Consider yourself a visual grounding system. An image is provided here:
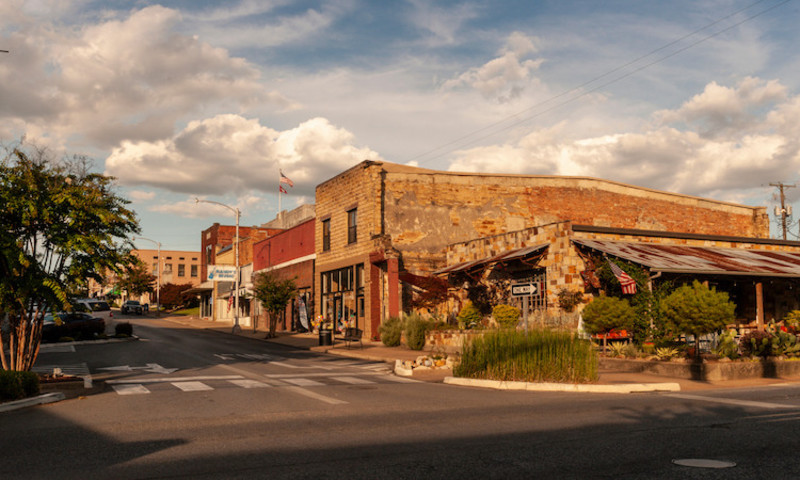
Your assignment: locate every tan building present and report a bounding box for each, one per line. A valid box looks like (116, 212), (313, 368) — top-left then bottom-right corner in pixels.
(132, 249), (202, 305)
(315, 160), (769, 340)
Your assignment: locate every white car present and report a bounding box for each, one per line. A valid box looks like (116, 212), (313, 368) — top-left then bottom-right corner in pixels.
(72, 299), (114, 323)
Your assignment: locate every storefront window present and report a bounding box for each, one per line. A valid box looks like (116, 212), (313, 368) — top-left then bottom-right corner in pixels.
(321, 263), (365, 330)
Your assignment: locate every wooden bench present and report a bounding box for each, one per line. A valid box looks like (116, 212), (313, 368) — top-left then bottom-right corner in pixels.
(341, 327), (363, 349)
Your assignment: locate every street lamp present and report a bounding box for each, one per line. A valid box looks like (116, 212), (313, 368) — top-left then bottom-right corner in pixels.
(195, 198), (241, 333)
(134, 236), (161, 317)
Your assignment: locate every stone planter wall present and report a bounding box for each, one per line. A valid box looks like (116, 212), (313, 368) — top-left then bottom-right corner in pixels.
(601, 356), (800, 382)
(425, 330), (485, 352)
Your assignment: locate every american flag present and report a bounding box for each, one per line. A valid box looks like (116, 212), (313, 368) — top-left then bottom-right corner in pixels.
(280, 170), (294, 187)
(608, 260), (637, 295)
(279, 185), (288, 194)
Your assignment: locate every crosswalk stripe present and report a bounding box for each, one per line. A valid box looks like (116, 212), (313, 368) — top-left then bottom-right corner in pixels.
(113, 384), (150, 395)
(229, 379), (271, 388)
(332, 376), (375, 385)
(284, 378), (325, 387)
(172, 381), (213, 392)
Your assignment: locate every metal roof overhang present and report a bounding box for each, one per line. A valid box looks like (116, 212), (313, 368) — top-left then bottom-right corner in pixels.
(572, 238), (800, 278)
(435, 243), (549, 275)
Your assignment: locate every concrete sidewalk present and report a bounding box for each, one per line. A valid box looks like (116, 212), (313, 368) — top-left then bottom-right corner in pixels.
(161, 314), (800, 392)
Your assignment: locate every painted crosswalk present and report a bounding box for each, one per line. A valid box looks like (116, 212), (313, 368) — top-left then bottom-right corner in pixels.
(106, 373), (410, 396)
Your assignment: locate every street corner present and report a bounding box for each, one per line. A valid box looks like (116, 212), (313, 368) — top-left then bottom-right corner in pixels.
(0, 392), (65, 413)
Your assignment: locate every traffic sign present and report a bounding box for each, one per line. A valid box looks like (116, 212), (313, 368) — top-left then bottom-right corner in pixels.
(511, 283), (537, 297)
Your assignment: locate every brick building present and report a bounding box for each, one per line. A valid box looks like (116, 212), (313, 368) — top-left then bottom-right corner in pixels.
(252, 214), (315, 332)
(316, 160), (770, 340)
(196, 223), (279, 321)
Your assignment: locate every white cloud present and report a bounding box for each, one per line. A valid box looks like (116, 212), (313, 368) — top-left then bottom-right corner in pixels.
(129, 190), (156, 201)
(450, 78), (800, 202)
(0, 5), (287, 149)
(407, 0), (479, 46)
(105, 114), (381, 197)
(443, 32), (544, 103)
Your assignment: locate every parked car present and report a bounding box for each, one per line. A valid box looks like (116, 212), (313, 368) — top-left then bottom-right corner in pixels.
(73, 299), (114, 322)
(42, 312), (105, 342)
(121, 300), (144, 315)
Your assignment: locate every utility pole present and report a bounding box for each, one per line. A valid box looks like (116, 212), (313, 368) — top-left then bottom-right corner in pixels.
(770, 182), (795, 240)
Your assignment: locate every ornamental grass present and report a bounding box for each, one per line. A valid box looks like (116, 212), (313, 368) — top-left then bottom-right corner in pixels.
(454, 328), (598, 384)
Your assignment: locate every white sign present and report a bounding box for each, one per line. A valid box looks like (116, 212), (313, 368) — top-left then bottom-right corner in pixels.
(511, 283), (538, 297)
(208, 265), (236, 281)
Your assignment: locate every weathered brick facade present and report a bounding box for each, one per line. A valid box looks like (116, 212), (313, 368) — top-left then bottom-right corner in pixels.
(316, 160), (770, 339)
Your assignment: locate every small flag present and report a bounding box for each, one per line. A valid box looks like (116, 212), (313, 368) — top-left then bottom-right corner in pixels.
(279, 185), (288, 194)
(227, 294), (233, 312)
(608, 260), (637, 294)
(280, 170), (294, 187)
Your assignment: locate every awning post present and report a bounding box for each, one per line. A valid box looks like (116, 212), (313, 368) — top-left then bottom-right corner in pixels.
(756, 281), (764, 330)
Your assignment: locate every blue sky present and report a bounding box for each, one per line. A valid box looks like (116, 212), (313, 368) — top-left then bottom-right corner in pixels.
(2, 0), (800, 249)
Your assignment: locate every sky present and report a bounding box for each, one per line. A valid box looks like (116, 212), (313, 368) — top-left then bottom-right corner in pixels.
(2, 0), (800, 250)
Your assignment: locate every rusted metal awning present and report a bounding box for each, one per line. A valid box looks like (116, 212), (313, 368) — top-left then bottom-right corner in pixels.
(435, 243), (549, 275)
(572, 239), (800, 277)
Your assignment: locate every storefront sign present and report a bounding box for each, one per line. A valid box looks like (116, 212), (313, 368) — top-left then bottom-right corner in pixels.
(207, 265), (236, 281)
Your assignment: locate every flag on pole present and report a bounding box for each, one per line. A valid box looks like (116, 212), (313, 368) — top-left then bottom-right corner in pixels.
(608, 260), (637, 294)
(279, 185), (288, 194)
(280, 170), (294, 187)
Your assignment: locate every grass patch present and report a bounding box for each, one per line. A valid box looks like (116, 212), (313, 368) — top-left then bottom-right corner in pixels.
(171, 307), (200, 316)
(454, 328), (598, 384)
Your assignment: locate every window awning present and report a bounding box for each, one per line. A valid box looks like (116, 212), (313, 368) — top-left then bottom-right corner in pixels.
(572, 238), (800, 277)
(435, 243), (549, 275)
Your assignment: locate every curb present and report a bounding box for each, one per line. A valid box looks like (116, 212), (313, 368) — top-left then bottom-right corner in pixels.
(0, 392), (66, 413)
(443, 376), (681, 393)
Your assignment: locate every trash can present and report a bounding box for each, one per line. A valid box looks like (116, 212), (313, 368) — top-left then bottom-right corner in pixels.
(319, 328), (333, 346)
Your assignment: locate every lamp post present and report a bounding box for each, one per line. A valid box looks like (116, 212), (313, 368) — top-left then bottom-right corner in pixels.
(134, 236), (161, 317)
(195, 198), (241, 333)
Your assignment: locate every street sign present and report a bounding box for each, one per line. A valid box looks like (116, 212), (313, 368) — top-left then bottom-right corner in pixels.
(207, 265), (236, 281)
(511, 282), (537, 297)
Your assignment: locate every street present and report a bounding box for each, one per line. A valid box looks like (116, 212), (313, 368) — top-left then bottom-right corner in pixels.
(4, 315), (800, 479)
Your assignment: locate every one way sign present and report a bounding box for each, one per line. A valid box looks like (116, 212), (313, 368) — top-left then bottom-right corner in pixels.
(511, 283), (538, 297)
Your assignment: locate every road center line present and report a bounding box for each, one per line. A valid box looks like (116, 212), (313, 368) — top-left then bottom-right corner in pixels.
(284, 386), (348, 405)
(664, 393), (797, 410)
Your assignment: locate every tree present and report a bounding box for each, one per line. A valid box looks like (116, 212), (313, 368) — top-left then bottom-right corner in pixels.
(116, 258), (155, 299)
(0, 143), (139, 371)
(661, 280), (735, 356)
(252, 272), (297, 339)
(159, 283), (196, 310)
(581, 295), (636, 351)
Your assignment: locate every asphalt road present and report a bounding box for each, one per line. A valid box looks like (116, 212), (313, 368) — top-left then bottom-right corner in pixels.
(5, 314), (800, 479)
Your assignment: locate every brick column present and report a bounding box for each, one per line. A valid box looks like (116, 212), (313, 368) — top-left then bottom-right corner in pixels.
(369, 262), (382, 340)
(387, 257), (399, 319)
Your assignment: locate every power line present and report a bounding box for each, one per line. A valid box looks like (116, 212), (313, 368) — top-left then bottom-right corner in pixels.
(408, 0), (793, 166)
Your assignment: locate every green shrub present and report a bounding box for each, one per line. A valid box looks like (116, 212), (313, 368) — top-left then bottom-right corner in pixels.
(557, 288), (584, 313)
(769, 328), (800, 357)
(404, 313), (431, 350)
(454, 328), (598, 383)
(457, 301), (482, 329)
(0, 370), (40, 401)
(115, 322), (133, 337)
(492, 304), (520, 328)
(379, 316), (403, 347)
(582, 296), (636, 336)
(661, 281), (735, 349)
(714, 329), (740, 359)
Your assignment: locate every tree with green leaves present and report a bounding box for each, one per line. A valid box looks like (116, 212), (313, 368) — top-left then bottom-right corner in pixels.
(116, 258), (155, 299)
(252, 271), (297, 339)
(0, 143), (139, 371)
(581, 295), (636, 351)
(660, 280), (735, 356)
(159, 282), (196, 310)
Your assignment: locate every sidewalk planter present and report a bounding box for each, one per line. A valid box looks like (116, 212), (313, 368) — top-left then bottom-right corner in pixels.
(600, 356), (800, 382)
(318, 328), (332, 346)
(426, 330), (484, 351)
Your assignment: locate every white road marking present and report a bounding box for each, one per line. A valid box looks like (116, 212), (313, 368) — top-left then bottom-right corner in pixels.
(106, 375), (243, 385)
(172, 381), (213, 392)
(284, 378), (325, 387)
(229, 379), (271, 389)
(284, 386), (348, 405)
(664, 393), (796, 410)
(332, 376), (376, 385)
(270, 361), (334, 370)
(112, 384), (150, 395)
